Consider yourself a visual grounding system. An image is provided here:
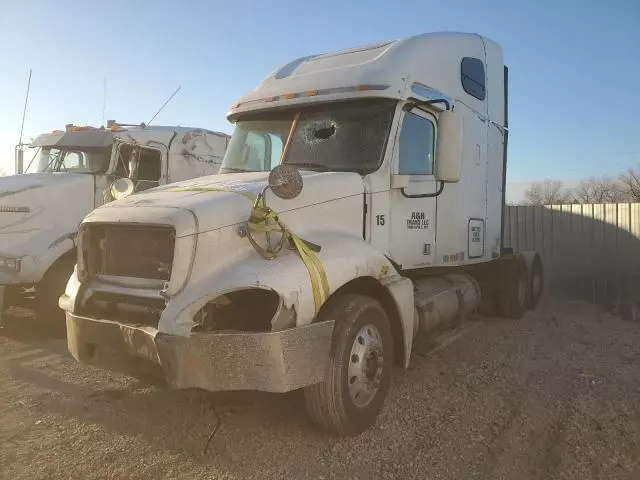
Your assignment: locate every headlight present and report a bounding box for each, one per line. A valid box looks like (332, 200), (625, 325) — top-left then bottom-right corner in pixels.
(0, 256), (21, 272)
(76, 224), (89, 282)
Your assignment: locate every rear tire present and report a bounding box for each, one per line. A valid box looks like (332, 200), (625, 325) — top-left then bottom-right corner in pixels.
(526, 254), (544, 310)
(303, 294), (393, 436)
(496, 256), (528, 319)
(478, 291), (497, 317)
(35, 256), (75, 335)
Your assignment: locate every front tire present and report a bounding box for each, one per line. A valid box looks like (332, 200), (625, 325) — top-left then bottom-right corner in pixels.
(35, 256), (75, 334)
(304, 294), (393, 436)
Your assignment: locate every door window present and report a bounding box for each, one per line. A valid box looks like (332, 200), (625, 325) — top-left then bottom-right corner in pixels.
(61, 151), (84, 169)
(137, 148), (161, 181)
(114, 144), (163, 192)
(398, 111), (435, 175)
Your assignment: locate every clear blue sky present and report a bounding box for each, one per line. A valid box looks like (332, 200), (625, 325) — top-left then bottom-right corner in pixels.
(1, 0), (638, 198)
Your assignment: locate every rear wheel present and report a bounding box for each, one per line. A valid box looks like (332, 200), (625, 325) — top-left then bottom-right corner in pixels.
(496, 256), (528, 319)
(304, 294), (393, 436)
(35, 255), (75, 335)
(525, 254), (544, 310)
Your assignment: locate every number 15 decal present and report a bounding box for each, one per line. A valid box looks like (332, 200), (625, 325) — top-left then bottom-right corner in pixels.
(376, 215), (385, 226)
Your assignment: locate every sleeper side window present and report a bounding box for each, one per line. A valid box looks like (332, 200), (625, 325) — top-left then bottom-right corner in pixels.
(461, 57), (486, 101)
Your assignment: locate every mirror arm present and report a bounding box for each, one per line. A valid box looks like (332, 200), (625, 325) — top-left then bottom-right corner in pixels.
(400, 181), (445, 199)
(404, 98), (451, 112)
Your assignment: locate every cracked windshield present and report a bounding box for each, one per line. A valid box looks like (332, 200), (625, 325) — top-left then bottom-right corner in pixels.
(221, 100), (395, 173)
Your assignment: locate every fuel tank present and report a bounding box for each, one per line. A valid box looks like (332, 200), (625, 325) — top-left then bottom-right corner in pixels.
(412, 273), (481, 338)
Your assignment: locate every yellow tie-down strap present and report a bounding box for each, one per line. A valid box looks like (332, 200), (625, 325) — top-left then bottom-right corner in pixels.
(167, 186), (330, 312)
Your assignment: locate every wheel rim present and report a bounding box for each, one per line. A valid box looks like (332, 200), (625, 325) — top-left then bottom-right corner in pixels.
(347, 324), (384, 408)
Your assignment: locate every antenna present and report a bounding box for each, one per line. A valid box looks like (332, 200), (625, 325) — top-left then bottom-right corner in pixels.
(16, 69), (32, 174)
(146, 85), (181, 126)
(18, 69), (32, 147)
(102, 77), (107, 127)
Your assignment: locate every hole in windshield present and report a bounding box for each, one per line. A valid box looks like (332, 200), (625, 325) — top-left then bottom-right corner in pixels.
(315, 124), (335, 140)
(302, 120), (337, 143)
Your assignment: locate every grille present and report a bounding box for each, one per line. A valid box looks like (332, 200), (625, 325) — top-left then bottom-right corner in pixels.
(86, 224), (175, 280)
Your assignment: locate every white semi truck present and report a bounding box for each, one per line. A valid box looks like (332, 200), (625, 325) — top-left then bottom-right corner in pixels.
(62, 32), (543, 435)
(0, 123), (230, 327)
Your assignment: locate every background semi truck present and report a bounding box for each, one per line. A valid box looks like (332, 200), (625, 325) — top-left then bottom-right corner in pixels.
(61, 32), (544, 435)
(0, 123), (230, 327)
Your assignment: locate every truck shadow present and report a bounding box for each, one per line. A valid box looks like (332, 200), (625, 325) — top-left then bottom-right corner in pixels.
(2, 335), (314, 441)
(0, 308), (63, 342)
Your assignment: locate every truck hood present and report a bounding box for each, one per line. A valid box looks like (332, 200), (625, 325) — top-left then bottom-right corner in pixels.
(0, 173), (95, 253)
(88, 170), (365, 236)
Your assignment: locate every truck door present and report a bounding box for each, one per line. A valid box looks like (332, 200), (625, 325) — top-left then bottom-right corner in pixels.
(388, 107), (438, 270)
(94, 148), (114, 208)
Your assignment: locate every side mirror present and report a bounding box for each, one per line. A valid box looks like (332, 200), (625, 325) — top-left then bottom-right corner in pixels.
(268, 164), (303, 200)
(435, 110), (462, 183)
(110, 177), (135, 200)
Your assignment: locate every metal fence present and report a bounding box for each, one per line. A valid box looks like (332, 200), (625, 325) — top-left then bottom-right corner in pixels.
(504, 203), (640, 306)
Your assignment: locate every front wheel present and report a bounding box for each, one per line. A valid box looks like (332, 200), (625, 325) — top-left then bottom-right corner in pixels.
(303, 294), (393, 436)
(35, 256), (75, 335)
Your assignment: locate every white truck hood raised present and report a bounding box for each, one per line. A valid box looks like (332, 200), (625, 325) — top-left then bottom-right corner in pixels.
(0, 172), (94, 254)
(86, 170), (365, 236)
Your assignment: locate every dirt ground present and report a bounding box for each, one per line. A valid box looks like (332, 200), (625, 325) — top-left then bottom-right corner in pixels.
(1, 298), (639, 480)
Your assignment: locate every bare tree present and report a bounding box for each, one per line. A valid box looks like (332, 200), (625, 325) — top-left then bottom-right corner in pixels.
(523, 179), (572, 205)
(619, 168), (640, 201)
(573, 176), (630, 203)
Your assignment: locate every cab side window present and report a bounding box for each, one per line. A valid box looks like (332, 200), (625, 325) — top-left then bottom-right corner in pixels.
(398, 112), (435, 175)
(62, 151), (84, 169)
(137, 148), (161, 182)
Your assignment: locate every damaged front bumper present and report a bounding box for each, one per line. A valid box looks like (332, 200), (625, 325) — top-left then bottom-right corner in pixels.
(66, 313), (334, 393)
